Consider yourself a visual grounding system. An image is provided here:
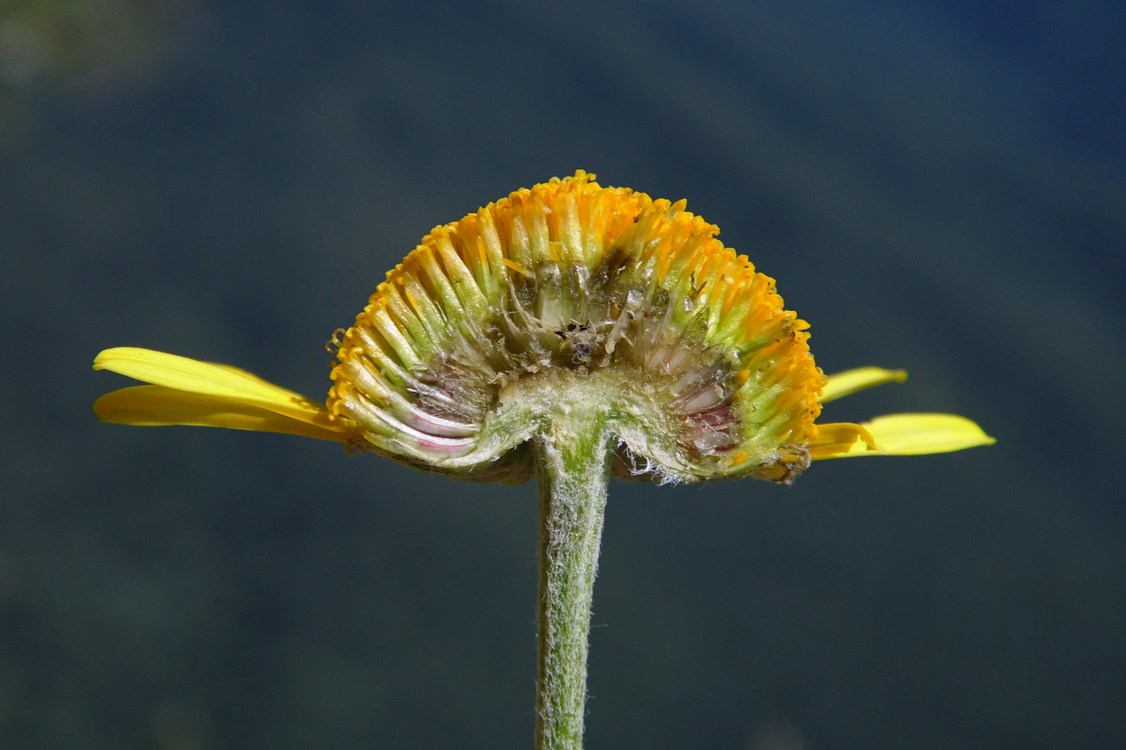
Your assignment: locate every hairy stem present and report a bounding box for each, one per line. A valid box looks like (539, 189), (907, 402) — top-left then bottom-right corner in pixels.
(534, 407), (612, 750)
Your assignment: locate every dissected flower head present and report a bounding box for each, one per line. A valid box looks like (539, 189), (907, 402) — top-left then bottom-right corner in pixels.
(93, 172), (993, 482)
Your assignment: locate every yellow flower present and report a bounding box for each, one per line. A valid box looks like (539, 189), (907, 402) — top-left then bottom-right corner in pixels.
(93, 172), (993, 482)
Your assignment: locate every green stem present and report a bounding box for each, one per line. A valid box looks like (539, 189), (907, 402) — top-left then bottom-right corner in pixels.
(534, 407), (612, 750)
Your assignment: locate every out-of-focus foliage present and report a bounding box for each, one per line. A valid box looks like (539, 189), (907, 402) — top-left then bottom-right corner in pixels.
(0, 0), (197, 139)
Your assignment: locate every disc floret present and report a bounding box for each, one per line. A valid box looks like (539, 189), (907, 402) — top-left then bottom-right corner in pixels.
(327, 171), (824, 484)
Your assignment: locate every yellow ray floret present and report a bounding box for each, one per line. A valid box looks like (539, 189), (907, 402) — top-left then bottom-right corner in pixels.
(812, 414), (996, 459)
(819, 367), (908, 404)
(93, 347), (350, 442)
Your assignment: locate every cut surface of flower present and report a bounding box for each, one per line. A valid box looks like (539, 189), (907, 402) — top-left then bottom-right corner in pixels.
(325, 171), (825, 482)
(93, 171), (993, 482)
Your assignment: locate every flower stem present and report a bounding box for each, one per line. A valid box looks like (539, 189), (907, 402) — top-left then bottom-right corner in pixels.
(534, 406), (612, 750)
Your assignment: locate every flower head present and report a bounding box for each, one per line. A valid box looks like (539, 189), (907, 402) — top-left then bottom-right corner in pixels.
(93, 172), (993, 482)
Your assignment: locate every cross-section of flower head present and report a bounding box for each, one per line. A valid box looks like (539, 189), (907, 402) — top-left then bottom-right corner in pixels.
(93, 172), (993, 483)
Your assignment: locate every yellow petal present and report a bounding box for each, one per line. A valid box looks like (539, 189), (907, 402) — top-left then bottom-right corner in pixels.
(93, 385), (349, 442)
(820, 367), (908, 404)
(93, 347), (327, 427)
(808, 422), (879, 459)
(812, 413), (995, 459)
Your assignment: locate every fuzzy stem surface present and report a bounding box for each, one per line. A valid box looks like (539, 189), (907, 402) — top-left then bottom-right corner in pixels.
(534, 406), (612, 750)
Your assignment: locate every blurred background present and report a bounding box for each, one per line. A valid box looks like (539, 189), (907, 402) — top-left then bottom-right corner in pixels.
(2, 0), (1123, 747)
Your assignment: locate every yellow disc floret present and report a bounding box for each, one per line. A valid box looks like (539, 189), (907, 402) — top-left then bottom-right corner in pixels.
(328, 171), (825, 483)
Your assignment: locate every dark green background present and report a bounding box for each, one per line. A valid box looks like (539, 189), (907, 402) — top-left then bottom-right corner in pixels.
(2, 1), (1123, 747)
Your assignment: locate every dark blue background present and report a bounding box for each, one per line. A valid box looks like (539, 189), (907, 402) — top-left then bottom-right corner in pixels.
(2, 1), (1123, 747)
